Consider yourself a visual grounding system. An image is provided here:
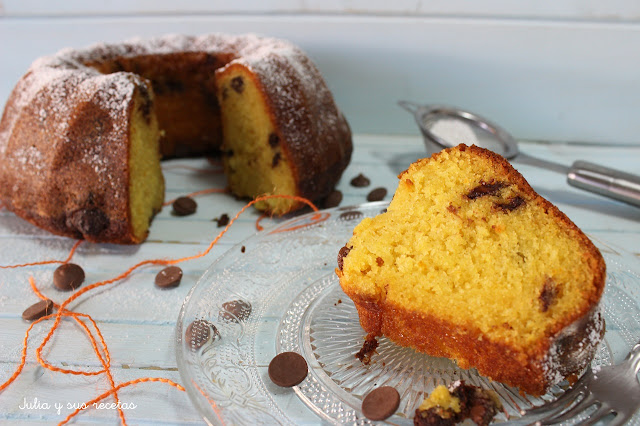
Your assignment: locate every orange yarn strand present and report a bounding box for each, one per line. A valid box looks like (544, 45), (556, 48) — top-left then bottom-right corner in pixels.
(3, 193), (317, 424)
(0, 239), (82, 269)
(255, 212), (269, 231)
(163, 187), (228, 206)
(166, 194), (318, 265)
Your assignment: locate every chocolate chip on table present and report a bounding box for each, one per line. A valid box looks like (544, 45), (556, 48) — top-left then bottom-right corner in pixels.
(185, 319), (219, 350)
(215, 213), (230, 227)
(219, 300), (252, 322)
(268, 352), (308, 387)
(155, 266), (183, 288)
(350, 173), (371, 187)
(367, 187), (387, 202)
(53, 263), (85, 291)
(172, 196), (197, 216)
(322, 190), (343, 209)
(231, 76), (244, 93)
(362, 386), (401, 421)
(22, 299), (55, 321)
(339, 210), (363, 221)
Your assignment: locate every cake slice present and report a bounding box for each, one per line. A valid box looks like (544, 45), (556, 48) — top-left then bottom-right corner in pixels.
(336, 144), (606, 396)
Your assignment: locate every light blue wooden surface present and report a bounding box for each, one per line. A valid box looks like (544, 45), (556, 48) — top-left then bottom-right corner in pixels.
(0, 133), (638, 424)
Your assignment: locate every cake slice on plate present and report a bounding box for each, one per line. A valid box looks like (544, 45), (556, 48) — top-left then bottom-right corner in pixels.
(336, 144), (605, 396)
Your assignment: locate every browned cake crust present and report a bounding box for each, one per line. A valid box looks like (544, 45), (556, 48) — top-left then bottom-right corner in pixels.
(0, 34), (352, 243)
(336, 145), (606, 396)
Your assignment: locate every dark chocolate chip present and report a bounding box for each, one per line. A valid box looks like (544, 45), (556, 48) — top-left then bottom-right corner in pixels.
(268, 352), (308, 387)
(339, 210), (363, 221)
(350, 173), (371, 187)
(466, 181), (507, 199)
(268, 133), (280, 147)
(185, 319), (219, 350)
(219, 300), (252, 322)
(322, 190), (343, 209)
(216, 213), (230, 228)
(539, 277), (558, 312)
(367, 187), (387, 202)
(155, 266), (183, 288)
(230, 76), (244, 93)
(494, 195), (525, 212)
(272, 152), (281, 168)
(68, 208), (109, 237)
(22, 299), (55, 321)
(362, 386), (400, 421)
(337, 245), (351, 271)
(53, 263), (85, 291)
(172, 196), (197, 216)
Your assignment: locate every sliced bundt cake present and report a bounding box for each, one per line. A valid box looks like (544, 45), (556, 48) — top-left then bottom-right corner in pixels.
(0, 34), (352, 243)
(336, 144), (606, 396)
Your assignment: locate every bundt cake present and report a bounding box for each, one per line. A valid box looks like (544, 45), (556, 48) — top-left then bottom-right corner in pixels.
(336, 144), (606, 396)
(0, 33), (352, 243)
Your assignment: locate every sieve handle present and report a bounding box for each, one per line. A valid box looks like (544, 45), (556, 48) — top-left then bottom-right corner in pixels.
(567, 161), (640, 207)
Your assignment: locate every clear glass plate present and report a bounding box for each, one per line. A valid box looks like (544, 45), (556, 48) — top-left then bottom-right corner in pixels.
(176, 202), (640, 425)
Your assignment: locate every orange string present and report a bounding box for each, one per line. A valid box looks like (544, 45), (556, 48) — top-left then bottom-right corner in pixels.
(2, 193), (317, 425)
(162, 187), (228, 207)
(255, 212), (269, 231)
(0, 239), (82, 269)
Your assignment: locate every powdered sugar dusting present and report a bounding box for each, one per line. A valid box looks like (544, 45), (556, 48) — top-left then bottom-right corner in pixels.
(541, 304), (605, 387)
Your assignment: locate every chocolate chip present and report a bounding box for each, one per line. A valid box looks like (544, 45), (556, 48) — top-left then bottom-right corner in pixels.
(219, 300), (252, 322)
(466, 181), (507, 199)
(68, 208), (109, 237)
(350, 173), (371, 187)
(22, 299), (55, 321)
(272, 152), (281, 168)
(494, 195), (525, 212)
(172, 196), (197, 216)
(268, 352), (308, 387)
(339, 210), (363, 221)
(367, 187), (387, 202)
(539, 277), (559, 312)
(337, 245), (351, 271)
(53, 263), (85, 291)
(322, 190), (343, 209)
(155, 266), (183, 288)
(362, 386), (400, 421)
(268, 133), (280, 147)
(216, 213), (230, 227)
(230, 76), (244, 93)
(185, 319), (219, 350)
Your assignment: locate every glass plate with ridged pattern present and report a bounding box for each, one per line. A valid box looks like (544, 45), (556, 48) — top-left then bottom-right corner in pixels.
(176, 202), (640, 425)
